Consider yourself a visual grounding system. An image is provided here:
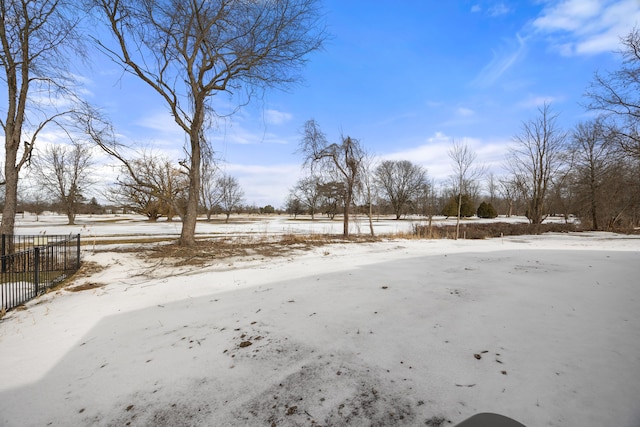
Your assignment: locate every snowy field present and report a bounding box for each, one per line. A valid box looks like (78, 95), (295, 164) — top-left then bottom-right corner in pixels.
(1, 213), (639, 426)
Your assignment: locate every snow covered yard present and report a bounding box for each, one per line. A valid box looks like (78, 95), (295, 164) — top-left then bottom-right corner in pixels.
(1, 216), (639, 426)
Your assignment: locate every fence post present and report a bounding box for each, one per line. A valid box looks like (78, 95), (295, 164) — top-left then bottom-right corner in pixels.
(76, 234), (80, 270)
(1, 234), (5, 273)
(34, 247), (40, 296)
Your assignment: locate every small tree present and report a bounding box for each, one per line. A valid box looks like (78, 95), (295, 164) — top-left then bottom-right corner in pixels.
(290, 174), (323, 219)
(477, 201), (498, 219)
(443, 194), (475, 218)
(217, 175), (244, 223)
(32, 141), (95, 225)
(448, 141), (483, 238)
(299, 120), (365, 236)
(262, 205), (276, 214)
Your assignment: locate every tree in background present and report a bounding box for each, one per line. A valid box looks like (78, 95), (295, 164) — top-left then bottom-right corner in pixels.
(32, 140), (95, 225)
(448, 140), (483, 239)
(317, 181), (345, 220)
(0, 0), (85, 236)
(507, 104), (567, 226)
(442, 194), (475, 218)
(586, 28), (640, 160)
(568, 119), (615, 229)
(90, 0), (326, 246)
(374, 160), (427, 220)
(289, 174), (323, 219)
(109, 153), (187, 221)
(477, 201), (498, 219)
(200, 156), (221, 221)
(299, 120), (365, 236)
(217, 175), (244, 223)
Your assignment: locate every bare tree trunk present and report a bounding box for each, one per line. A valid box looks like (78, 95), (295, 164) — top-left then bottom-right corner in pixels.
(1, 162), (18, 237)
(179, 126), (202, 246)
(456, 192), (462, 240)
(343, 188), (351, 237)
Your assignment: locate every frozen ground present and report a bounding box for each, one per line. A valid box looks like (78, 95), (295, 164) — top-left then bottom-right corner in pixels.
(1, 214), (639, 426)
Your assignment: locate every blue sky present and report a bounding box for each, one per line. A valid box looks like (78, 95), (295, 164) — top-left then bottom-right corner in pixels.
(79, 0), (640, 208)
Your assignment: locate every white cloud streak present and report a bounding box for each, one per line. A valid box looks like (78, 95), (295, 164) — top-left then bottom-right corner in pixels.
(532, 0), (640, 55)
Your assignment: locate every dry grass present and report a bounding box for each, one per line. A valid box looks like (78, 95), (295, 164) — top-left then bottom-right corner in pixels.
(113, 234), (382, 268)
(413, 222), (579, 239)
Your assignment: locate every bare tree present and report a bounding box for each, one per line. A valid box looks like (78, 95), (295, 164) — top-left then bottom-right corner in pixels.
(32, 140), (95, 225)
(498, 176), (519, 217)
(448, 140), (483, 239)
(109, 152), (188, 221)
(586, 28), (640, 159)
(507, 104), (568, 225)
(358, 149), (377, 236)
(217, 174), (244, 223)
(90, 0), (325, 246)
(0, 0), (85, 236)
(569, 119), (628, 230)
(299, 119), (365, 236)
(200, 156), (222, 221)
(289, 174), (323, 219)
(375, 160), (426, 220)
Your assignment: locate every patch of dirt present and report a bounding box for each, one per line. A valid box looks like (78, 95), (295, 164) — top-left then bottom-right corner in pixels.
(116, 235), (379, 268)
(73, 261), (106, 278)
(67, 282), (106, 292)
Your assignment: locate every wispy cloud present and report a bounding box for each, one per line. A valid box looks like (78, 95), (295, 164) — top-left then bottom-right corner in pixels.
(517, 94), (561, 109)
(225, 162), (302, 207)
(488, 3), (512, 17)
(470, 2), (512, 17)
(532, 0), (640, 55)
(472, 33), (527, 87)
(381, 132), (511, 182)
(457, 107), (476, 117)
(264, 109), (293, 125)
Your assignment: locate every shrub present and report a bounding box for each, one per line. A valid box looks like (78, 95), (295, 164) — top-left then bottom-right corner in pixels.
(442, 194), (475, 217)
(477, 201), (498, 219)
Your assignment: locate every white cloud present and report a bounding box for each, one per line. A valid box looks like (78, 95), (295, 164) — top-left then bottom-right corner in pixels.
(225, 162), (302, 207)
(532, 0), (640, 55)
(380, 132), (509, 182)
(457, 107), (476, 117)
(264, 109), (293, 125)
(488, 3), (511, 17)
(471, 4), (482, 13)
(472, 33), (527, 87)
(517, 94), (560, 109)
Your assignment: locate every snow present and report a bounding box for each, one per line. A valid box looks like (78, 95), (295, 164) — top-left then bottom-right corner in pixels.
(1, 214), (639, 426)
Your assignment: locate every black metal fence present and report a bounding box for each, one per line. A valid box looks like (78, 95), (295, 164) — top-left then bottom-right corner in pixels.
(1, 234), (81, 312)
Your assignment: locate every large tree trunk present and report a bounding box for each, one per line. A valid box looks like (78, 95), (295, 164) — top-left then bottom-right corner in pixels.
(1, 127), (20, 238)
(1, 164), (18, 237)
(179, 125), (202, 246)
(343, 187), (351, 237)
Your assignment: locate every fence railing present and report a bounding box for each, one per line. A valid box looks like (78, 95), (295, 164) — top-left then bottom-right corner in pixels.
(1, 234), (81, 312)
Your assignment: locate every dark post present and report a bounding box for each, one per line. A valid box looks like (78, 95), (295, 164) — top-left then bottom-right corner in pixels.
(76, 234), (80, 270)
(1, 234), (6, 273)
(34, 247), (40, 296)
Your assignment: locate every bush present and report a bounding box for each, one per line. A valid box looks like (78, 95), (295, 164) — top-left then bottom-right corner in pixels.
(442, 194), (475, 217)
(477, 201), (498, 219)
